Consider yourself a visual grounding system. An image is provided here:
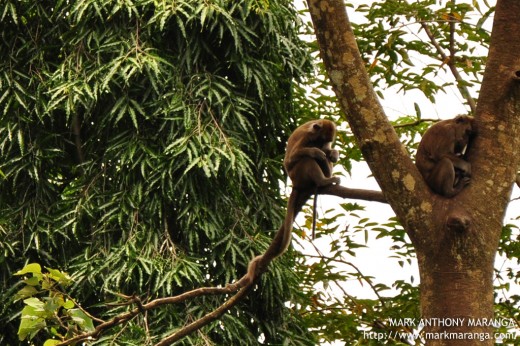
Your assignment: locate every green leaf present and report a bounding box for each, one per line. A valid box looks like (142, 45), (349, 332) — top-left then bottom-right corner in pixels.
(62, 300), (75, 309)
(24, 276), (40, 286)
(14, 263), (42, 276)
(68, 309), (95, 332)
(18, 315), (46, 341)
(18, 297), (49, 341)
(15, 285), (38, 301)
(46, 267), (72, 286)
(23, 297), (45, 310)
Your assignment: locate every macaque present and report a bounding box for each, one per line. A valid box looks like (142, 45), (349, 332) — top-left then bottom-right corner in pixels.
(415, 115), (475, 197)
(285, 122), (339, 240)
(244, 119), (340, 284)
(310, 140), (338, 239)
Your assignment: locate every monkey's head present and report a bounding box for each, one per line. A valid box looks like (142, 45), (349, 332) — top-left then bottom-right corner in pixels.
(452, 115), (475, 153)
(454, 115), (475, 133)
(303, 119), (337, 146)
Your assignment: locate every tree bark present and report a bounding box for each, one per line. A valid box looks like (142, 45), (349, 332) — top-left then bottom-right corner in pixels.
(306, 0), (520, 345)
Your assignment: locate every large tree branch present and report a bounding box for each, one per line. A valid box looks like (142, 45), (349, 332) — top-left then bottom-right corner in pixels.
(319, 184), (386, 203)
(306, 0), (431, 243)
(469, 0), (520, 234)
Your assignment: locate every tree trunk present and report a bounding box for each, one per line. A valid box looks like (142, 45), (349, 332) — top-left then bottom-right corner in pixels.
(306, 0), (520, 344)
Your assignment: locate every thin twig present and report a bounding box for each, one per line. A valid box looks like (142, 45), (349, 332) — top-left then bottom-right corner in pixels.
(420, 22), (477, 114)
(392, 118), (439, 129)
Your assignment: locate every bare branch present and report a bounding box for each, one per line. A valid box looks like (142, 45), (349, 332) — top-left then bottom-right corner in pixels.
(449, 0), (456, 61)
(56, 285), (244, 346)
(319, 184), (386, 203)
(305, 253), (387, 308)
(72, 114), (84, 164)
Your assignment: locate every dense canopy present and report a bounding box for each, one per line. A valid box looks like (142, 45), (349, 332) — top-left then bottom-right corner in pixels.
(0, 0), (315, 344)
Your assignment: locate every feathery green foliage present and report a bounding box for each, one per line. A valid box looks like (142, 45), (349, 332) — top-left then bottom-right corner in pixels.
(0, 0), (313, 344)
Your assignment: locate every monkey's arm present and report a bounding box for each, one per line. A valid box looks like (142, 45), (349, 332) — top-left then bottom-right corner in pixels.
(443, 154), (471, 176)
(325, 149), (339, 163)
(285, 147), (328, 171)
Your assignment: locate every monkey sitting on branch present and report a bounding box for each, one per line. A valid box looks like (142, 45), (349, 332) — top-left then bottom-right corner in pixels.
(284, 119), (340, 240)
(415, 115), (476, 197)
(242, 119), (340, 285)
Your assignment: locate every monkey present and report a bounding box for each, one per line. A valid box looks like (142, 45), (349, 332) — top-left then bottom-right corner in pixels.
(311, 140), (339, 239)
(415, 115), (475, 197)
(241, 119), (340, 285)
(281, 119), (340, 252)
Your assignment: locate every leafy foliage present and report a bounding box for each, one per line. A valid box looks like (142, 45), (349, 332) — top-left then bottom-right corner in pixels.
(13, 263), (93, 344)
(353, 0), (490, 105)
(3, 0), (520, 345)
(0, 0), (314, 344)
(292, 201), (420, 345)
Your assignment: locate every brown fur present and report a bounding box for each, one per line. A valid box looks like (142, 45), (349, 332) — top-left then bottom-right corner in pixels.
(310, 140), (338, 238)
(415, 115), (475, 197)
(244, 120), (340, 284)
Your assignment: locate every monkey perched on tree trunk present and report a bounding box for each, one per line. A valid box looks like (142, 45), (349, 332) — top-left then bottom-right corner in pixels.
(243, 119), (340, 285)
(415, 115), (476, 197)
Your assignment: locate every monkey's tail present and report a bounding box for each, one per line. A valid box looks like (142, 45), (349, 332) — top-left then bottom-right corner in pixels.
(279, 190), (298, 255)
(263, 189), (310, 260)
(312, 190), (318, 240)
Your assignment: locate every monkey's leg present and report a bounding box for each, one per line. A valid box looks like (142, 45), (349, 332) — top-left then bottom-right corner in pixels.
(451, 156), (471, 177)
(447, 156), (471, 194)
(306, 160), (340, 187)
